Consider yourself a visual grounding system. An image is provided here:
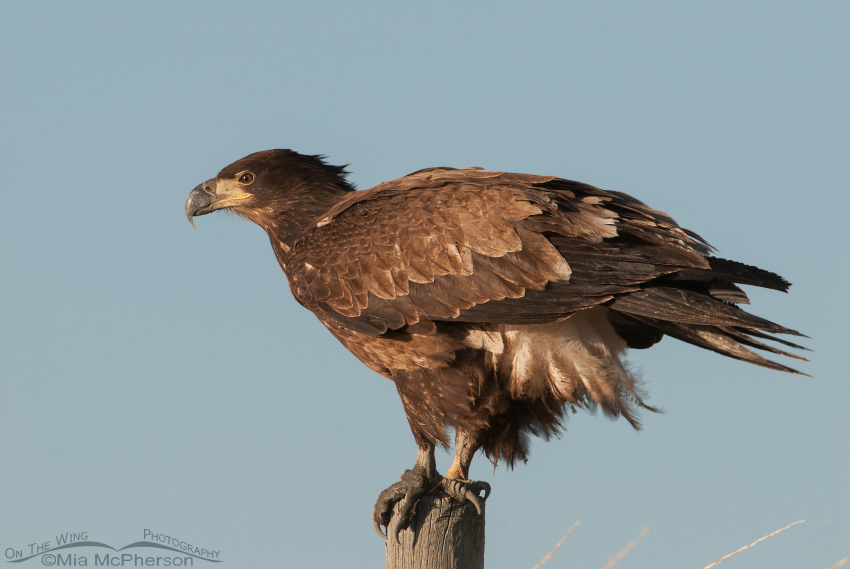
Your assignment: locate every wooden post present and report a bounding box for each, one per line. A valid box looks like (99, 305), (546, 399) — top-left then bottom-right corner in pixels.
(385, 492), (485, 569)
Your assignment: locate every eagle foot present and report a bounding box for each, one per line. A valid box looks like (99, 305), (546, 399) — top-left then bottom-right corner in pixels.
(371, 469), (490, 542)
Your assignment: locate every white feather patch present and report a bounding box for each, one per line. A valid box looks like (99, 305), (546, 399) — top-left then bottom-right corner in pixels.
(494, 307), (641, 413)
(462, 329), (505, 354)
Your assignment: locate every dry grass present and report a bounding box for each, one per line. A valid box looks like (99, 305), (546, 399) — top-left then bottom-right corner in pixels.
(530, 523), (651, 569)
(700, 520), (805, 569)
(601, 526), (651, 569)
(528, 518), (838, 569)
(531, 521), (581, 569)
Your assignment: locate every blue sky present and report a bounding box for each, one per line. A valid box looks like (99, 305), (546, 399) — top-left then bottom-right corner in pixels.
(1, 2), (847, 568)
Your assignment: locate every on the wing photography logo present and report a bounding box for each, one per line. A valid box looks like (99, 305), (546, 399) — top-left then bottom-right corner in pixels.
(5, 531), (221, 566)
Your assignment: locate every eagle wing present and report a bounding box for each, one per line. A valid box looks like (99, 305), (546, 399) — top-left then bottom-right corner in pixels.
(285, 168), (797, 349)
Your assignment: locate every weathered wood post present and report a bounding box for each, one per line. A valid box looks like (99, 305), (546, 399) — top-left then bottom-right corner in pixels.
(385, 492), (485, 569)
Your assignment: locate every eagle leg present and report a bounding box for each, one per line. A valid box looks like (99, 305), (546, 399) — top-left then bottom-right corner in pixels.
(443, 428), (491, 518)
(371, 432), (491, 542)
(372, 444), (439, 540)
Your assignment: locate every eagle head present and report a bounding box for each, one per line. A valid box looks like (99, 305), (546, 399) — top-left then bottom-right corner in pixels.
(185, 149), (353, 229)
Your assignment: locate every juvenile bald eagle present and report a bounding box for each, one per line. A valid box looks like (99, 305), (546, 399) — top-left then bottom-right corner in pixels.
(186, 150), (806, 539)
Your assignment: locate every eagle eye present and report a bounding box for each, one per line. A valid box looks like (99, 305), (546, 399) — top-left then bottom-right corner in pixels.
(237, 172), (255, 185)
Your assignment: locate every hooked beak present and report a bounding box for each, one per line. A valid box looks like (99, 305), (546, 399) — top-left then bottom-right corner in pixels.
(185, 179), (252, 227)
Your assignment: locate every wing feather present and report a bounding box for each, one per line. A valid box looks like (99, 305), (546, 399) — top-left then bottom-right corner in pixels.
(285, 168), (795, 355)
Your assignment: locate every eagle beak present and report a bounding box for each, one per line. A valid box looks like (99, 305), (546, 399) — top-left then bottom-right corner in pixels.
(185, 182), (214, 228)
(185, 179), (252, 227)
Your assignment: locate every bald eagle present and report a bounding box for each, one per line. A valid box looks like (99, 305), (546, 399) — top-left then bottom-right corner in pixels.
(186, 150), (806, 539)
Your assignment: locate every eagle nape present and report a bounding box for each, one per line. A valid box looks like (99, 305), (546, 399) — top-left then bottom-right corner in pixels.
(372, 440), (491, 542)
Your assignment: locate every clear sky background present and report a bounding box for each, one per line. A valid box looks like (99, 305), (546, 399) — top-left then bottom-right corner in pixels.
(1, 2), (847, 568)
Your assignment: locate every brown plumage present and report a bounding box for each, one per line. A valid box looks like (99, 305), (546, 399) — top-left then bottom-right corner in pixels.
(186, 149), (807, 536)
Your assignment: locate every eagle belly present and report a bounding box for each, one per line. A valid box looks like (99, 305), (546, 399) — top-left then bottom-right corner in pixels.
(321, 306), (652, 465)
(503, 307), (647, 421)
(457, 307), (655, 465)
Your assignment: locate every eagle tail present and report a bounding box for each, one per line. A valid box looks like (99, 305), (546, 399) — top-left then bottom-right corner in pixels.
(610, 287), (803, 336)
(612, 312), (810, 376)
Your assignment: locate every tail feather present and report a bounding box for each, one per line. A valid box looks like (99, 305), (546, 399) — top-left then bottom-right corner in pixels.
(619, 313), (809, 376)
(707, 257), (791, 292)
(610, 287), (803, 336)
(721, 327), (810, 362)
(740, 327), (811, 350)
